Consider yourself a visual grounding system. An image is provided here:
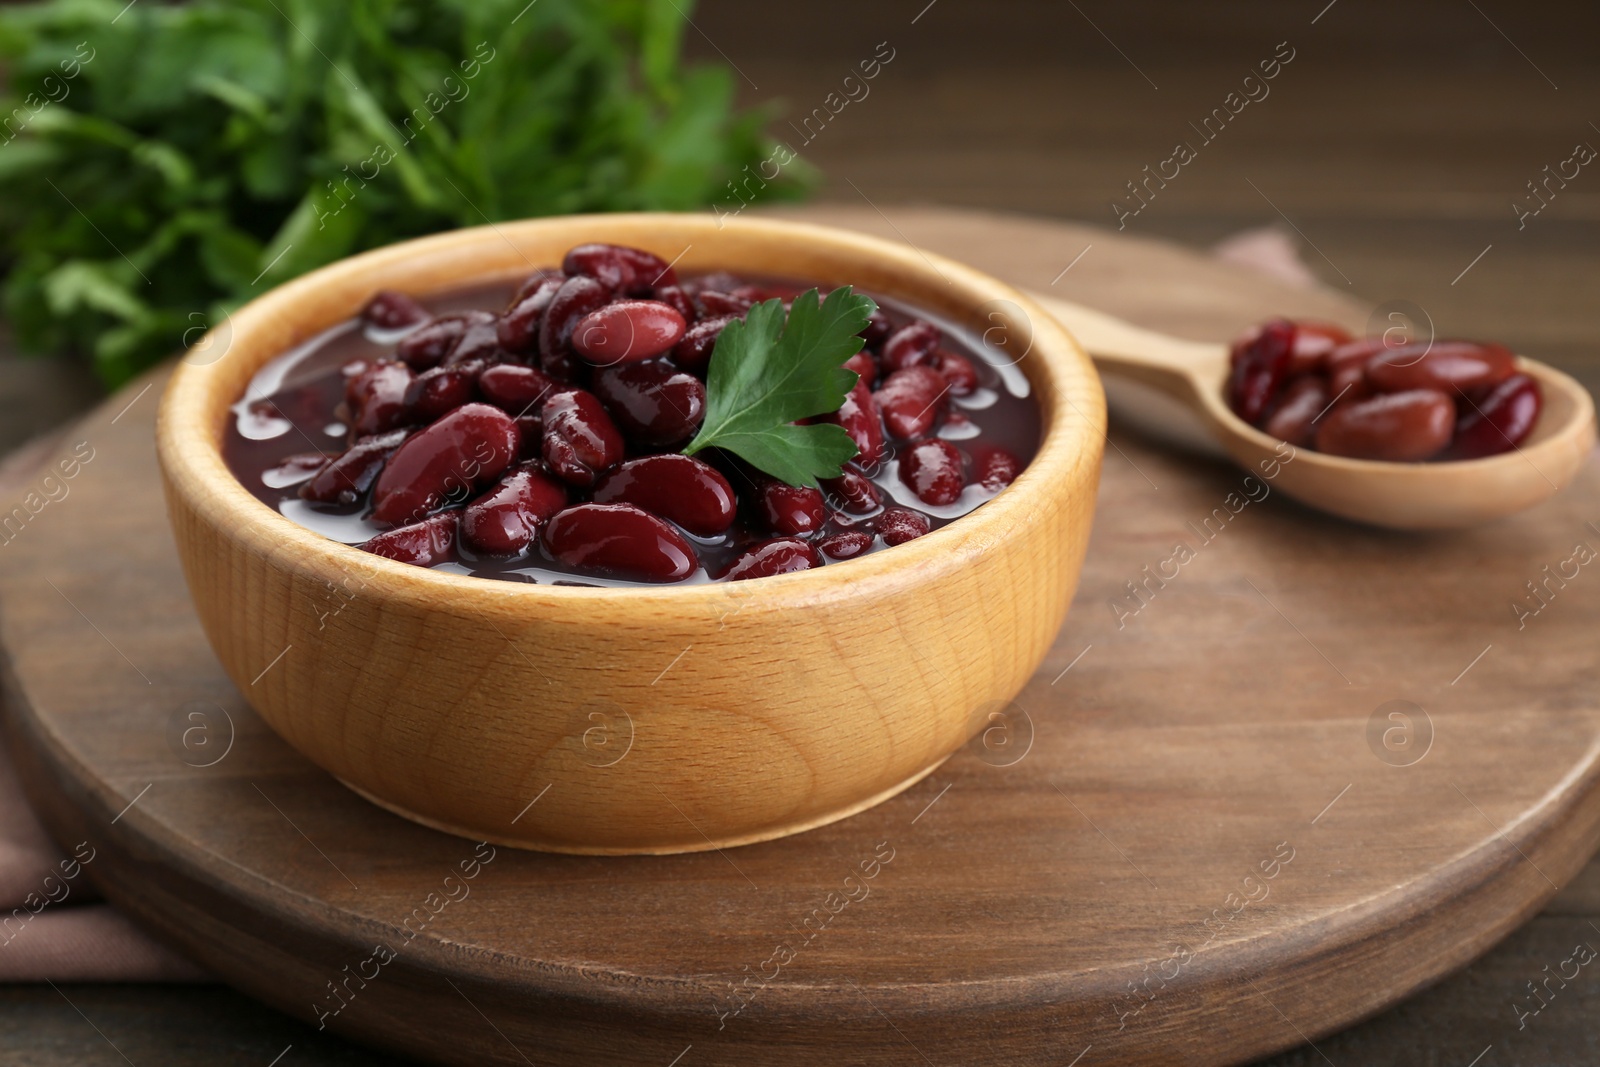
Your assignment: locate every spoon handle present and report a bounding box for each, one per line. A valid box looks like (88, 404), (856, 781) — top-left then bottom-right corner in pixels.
(1028, 293), (1227, 401)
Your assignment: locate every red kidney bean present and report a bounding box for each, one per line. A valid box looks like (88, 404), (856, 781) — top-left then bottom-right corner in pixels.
(1287, 321), (1352, 375)
(696, 289), (754, 317)
(1448, 372), (1542, 459)
(592, 454), (736, 536)
(479, 364), (559, 416)
(1314, 389), (1455, 461)
(511, 270), (566, 306)
(538, 276), (611, 377)
(461, 464), (568, 556)
(404, 362), (480, 423)
(720, 537), (822, 581)
(543, 503), (697, 582)
(757, 480), (827, 537)
(345, 360), (414, 436)
(818, 529), (874, 560)
(571, 300), (688, 365)
(820, 380), (886, 467)
(1262, 376), (1330, 448)
(1325, 338), (1389, 402)
(821, 467), (882, 514)
(615, 246), (678, 289)
(1329, 336), (1391, 360)
(497, 273), (566, 352)
(671, 314), (736, 373)
(653, 283), (696, 321)
(300, 429), (409, 505)
(973, 447), (1022, 491)
(874, 366), (950, 440)
(561, 244), (633, 291)
(562, 244), (675, 293)
(362, 290), (429, 331)
(882, 321), (942, 372)
(370, 403), (520, 526)
(1365, 341), (1516, 395)
(446, 318), (504, 366)
(1231, 320), (1323, 368)
(591, 359), (706, 445)
(899, 438), (966, 506)
(361, 511), (459, 567)
(1225, 318), (1293, 425)
(1327, 365), (1368, 403)
(878, 507), (931, 545)
(860, 308), (892, 348)
(844, 350), (877, 389)
(933, 349), (978, 396)
(1232, 320), (1345, 377)
(541, 389), (624, 486)
(621, 247), (673, 290)
(396, 312), (493, 371)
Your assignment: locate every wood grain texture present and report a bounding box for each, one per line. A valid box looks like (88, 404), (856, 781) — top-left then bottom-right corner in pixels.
(4, 208), (1600, 1066)
(711, 0), (1600, 398)
(155, 213), (1104, 854)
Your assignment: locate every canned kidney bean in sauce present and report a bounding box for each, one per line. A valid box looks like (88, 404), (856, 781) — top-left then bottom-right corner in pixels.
(223, 259), (1041, 586)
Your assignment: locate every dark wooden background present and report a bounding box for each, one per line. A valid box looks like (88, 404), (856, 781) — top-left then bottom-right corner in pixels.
(4, 0), (1599, 1063)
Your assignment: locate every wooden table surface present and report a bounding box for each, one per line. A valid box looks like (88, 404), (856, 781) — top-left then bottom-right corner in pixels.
(4, 1), (1600, 1063)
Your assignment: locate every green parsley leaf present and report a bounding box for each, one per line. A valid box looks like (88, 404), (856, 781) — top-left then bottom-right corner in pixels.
(683, 286), (875, 487)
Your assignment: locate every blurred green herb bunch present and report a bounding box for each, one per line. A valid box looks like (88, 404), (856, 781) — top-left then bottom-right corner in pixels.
(0, 0), (807, 386)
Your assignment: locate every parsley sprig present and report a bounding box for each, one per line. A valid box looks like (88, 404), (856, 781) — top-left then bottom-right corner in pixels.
(683, 287), (875, 487)
(0, 0), (811, 387)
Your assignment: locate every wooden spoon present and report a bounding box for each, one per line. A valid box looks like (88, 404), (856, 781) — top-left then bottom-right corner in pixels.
(1030, 292), (1596, 529)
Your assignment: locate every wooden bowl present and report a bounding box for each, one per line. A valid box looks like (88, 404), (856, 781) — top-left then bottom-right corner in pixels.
(156, 213), (1105, 854)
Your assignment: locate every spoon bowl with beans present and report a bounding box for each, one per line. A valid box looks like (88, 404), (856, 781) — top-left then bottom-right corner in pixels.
(1032, 293), (1596, 529)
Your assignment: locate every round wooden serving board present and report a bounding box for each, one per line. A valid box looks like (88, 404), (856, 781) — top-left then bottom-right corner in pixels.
(4, 208), (1600, 1067)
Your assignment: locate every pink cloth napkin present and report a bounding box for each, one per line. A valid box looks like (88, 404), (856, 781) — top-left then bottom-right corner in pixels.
(0, 751), (209, 982)
(1211, 226), (1320, 289)
(0, 223), (1312, 984)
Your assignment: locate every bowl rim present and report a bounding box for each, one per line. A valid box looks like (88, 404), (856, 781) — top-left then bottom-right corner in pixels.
(157, 212), (1105, 609)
